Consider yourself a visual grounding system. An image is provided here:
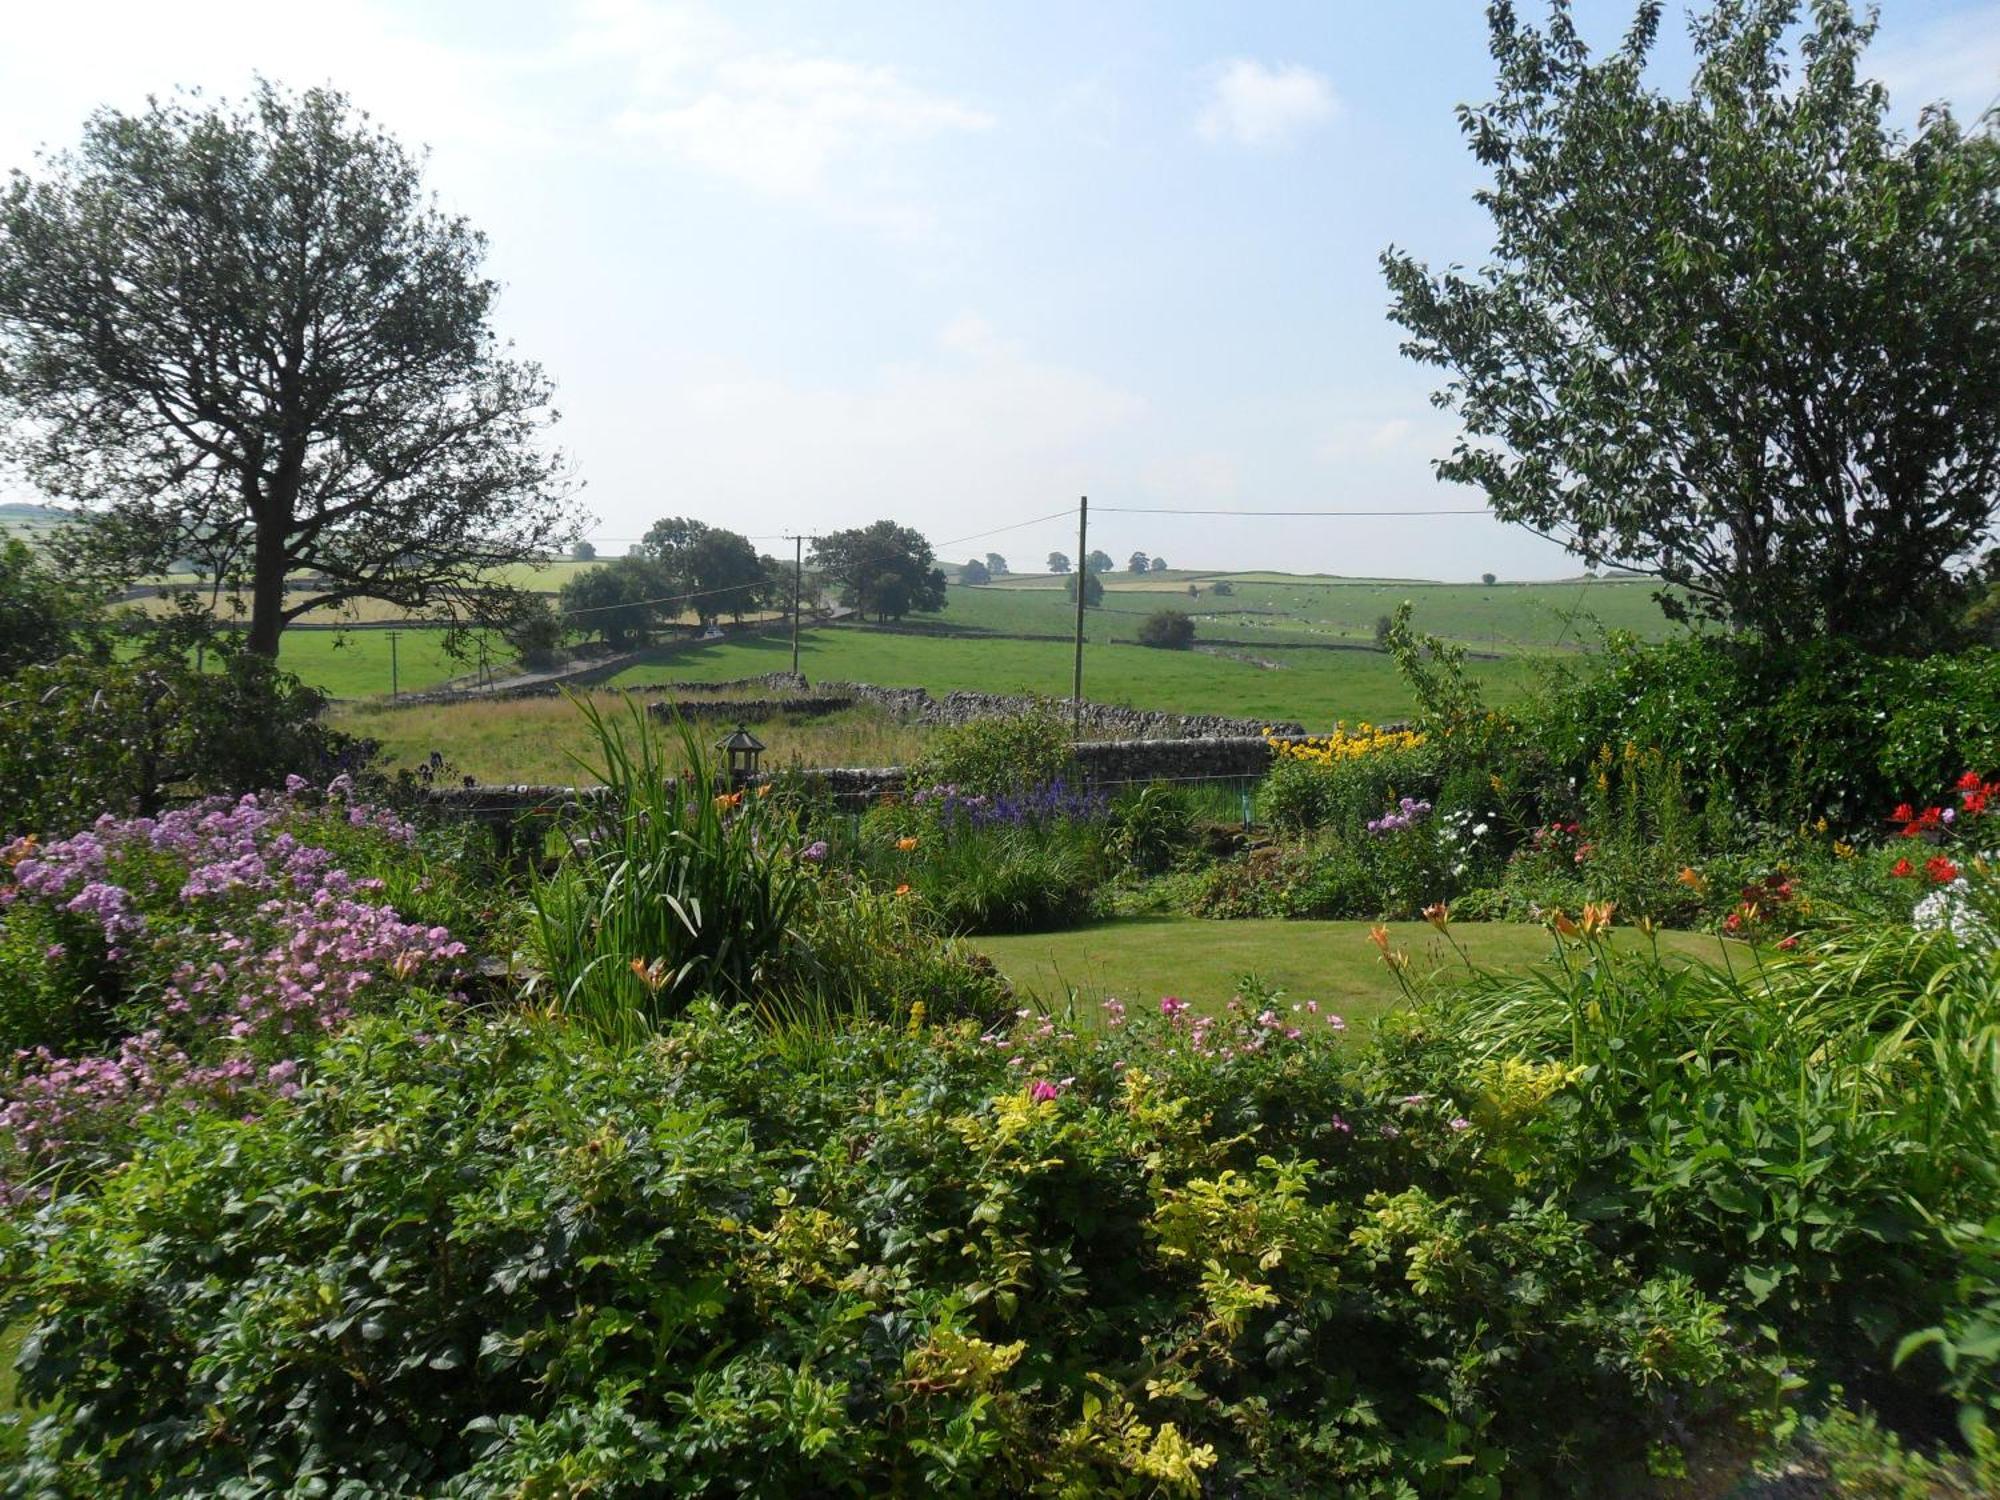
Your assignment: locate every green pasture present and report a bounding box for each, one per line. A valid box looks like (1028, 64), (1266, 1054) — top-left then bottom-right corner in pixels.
(275, 629), (513, 699)
(973, 916), (1742, 1024)
(935, 574), (1680, 653)
(609, 625), (1557, 725)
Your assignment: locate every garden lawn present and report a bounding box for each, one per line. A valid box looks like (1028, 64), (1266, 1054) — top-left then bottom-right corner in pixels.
(972, 915), (1741, 1024)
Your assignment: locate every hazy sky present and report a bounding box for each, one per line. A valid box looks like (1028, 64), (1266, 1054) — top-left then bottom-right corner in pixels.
(2, 1), (1995, 579)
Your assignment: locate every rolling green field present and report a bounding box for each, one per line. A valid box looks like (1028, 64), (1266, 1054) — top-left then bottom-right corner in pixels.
(972, 915), (1740, 1023)
(275, 629), (514, 699)
(609, 624), (1556, 726)
(931, 573), (1680, 653)
(239, 568), (1668, 723)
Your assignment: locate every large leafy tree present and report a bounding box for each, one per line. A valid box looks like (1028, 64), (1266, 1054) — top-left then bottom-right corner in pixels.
(811, 521), (946, 622)
(0, 82), (578, 657)
(638, 516), (766, 625)
(1383, 1), (2000, 651)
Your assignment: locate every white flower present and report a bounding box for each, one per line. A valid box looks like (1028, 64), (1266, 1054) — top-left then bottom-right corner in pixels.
(1472, 823), (1489, 837)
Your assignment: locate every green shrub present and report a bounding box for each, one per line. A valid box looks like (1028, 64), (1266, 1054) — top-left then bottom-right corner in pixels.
(908, 707), (1076, 798)
(1256, 745), (1439, 834)
(1525, 635), (2000, 829)
(0, 629), (360, 838)
(3, 997), (1780, 1494)
(896, 821), (1104, 934)
(1136, 608), (1195, 649)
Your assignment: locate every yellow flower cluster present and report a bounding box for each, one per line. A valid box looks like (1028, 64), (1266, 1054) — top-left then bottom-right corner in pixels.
(1265, 721), (1424, 766)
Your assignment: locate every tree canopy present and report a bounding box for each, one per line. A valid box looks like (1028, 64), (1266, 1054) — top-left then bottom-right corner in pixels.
(1046, 551), (1070, 574)
(960, 558), (991, 585)
(811, 521), (946, 623)
(1066, 570), (1105, 608)
(1383, 0), (2000, 652)
(0, 82), (577, 657)
(1085, 550), (1114, 574)
(638, 517), (767, 625)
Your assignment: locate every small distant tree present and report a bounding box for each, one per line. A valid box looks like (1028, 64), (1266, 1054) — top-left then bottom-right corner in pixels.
(1382, 0), (2000, 652)
(961, 558), (991, 586)
(560, 556), (657, 648)
(1086, 550), (1114, 574)
(984, 552), (1009, 576)
(1373, 613), (1395, 651)
(1127, 551), (1150, 575)
(1187, 584), (1200, 598)
(812, 522), (947, 623)
(1150, 556), (1169, 573)
(1066, 571), (1105, 608)
(499, 594), (566, 669)
(1137, 609), (1195, 649)
(1211, 579), (1235, 597)
(1046, 551), (1071, 574)
(573, 541), (598, 562)
(1481, 572), (1497, 587)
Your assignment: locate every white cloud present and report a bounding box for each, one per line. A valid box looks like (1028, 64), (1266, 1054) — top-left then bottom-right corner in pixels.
(1870, 9), (2000, 121)
(615, 52), (993, 198)
(1196, 59), (1337, 148)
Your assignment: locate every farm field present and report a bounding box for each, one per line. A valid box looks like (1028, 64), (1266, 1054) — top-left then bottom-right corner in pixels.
(929, 573), (1682, 653)
(608, 622), (1557, 725)
(973, 915), (1743, 1021)
(275, 627), (514, 699)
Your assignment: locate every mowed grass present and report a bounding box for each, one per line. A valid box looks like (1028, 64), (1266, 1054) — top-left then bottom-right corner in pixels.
(973, 915), (1741, 1027)
(611, 625), (1553, 726)
(340, 695), (932, 785)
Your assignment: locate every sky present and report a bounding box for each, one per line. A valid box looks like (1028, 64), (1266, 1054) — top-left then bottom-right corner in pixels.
(1, 0), (1995, 581)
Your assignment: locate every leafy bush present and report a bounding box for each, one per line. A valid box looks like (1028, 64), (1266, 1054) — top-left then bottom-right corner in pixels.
(908, 707), (1076, 798)
(1525, 635), (2000, 829)
(3, 997), (1781, 1494)
(1256, 741), (1439, 835)
(1136, 608), (1195, 649)
(0, 626), (361, 838)
(1379, 899), (2000, 1443)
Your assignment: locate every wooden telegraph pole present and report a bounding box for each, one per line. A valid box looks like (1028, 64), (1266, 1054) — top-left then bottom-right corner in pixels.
(1072, 496), (1088, 737)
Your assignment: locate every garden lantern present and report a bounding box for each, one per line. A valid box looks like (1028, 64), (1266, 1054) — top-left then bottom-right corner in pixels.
(717, 724), (765, 788)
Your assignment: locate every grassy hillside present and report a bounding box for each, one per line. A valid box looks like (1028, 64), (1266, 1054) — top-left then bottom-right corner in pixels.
(927, 573), (1680, 653)
(608, 624), (1556, 726)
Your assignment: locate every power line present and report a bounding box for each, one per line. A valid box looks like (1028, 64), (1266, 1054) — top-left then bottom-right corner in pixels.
(1094, 506), (1492, 517)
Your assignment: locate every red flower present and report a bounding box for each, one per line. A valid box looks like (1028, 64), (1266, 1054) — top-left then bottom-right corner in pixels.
(1926, 856), (1960, 885)
(1892, 803), (1916, 824)
(1966, 788), (1990, 816)
(1959, 771), (1984, 792)
(1723, 911), (1743, 933)
(1777, 935), (1800, 952)
(1891, 857), (1915, 878)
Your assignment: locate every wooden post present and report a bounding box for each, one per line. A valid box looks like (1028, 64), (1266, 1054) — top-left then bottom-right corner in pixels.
(1072, 496), (1087, 737)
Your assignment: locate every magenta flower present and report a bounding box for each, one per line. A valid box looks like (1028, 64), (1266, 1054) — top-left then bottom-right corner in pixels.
(1159, 996), (1190, 1020)
(1029, 1079), (1060, 1103)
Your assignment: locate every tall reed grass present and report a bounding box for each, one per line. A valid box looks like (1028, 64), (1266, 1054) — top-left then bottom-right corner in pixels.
(525, 696), (811, 1041)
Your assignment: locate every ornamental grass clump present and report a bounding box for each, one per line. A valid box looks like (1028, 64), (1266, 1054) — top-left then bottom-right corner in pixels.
(526, 695), (813, 1038)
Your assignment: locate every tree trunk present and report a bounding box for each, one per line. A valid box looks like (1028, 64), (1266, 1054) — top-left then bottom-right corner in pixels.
(246, 516), (289, 658)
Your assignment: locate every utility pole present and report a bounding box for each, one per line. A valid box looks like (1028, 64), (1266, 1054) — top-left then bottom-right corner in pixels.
(388, 629), (400, 700)
(786, 533), (806, 678)
(1072, 496), (1088, 737)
